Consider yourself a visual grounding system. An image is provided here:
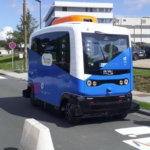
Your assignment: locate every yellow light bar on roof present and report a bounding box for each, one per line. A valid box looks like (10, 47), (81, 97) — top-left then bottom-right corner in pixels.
(52, 15), (98, 25)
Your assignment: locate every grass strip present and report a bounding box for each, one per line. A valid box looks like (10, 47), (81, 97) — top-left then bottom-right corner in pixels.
(133, 100), (150, 111)
(0, 55), (24, 70)
(133, 69), (150, 77)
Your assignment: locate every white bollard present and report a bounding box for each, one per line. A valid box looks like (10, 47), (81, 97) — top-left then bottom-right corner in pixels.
(18, 118), (55, 150)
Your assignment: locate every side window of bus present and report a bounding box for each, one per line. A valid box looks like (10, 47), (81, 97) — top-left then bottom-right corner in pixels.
(40, 32), (70, 73)
(31, 37), (39, 52)
(59, 33), (70, 73)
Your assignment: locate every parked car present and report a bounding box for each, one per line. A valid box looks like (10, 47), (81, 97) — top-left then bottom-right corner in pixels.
(131, 41), (136, 46)
(135, 42), (148, 46)
(143, 46), (150, 58)
(132, 46), (146, 60)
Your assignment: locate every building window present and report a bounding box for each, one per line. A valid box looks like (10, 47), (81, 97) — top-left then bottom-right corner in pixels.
(97, 19), (101, 23)
(98, 19), (111, 23)
(98, 19), (104, 23)
(86, 8), (88, 12)
(97, 8), (99, 12)
(105, 19), (111, 23)
(62, 7), (67, 11)
(108, 8), (111, 12)
(142, 20), (146, 24)
(105, 8), (109, 12)
(99, 8), (104, 12)
(90, 8), (92, 12)
(123, 19), (126, 22)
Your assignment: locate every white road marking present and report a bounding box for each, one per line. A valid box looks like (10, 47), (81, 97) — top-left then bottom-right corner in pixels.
(129, 134), (137, 138)
(0, 76), (6, 79)
(123, 137), (150, 150)
(115, 126), (150, 136)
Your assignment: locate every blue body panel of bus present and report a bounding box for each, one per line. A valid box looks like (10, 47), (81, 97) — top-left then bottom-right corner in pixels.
(28, 47), (133, 107)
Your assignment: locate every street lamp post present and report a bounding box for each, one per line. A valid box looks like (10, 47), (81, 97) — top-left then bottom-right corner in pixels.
(23, 0), (27, 71)
(132, 25), (135, 43)
(141, 18), (143, 42)
(35, 0), (41, 29)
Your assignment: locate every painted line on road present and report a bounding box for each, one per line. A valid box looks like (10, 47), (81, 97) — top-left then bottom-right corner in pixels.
(115, 126), (150, 137)
(0, 76), (6, 79)
(123, 137), (150, 150)
(115, 126), (150, 150)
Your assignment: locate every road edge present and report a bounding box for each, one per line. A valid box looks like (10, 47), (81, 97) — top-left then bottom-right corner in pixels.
(0, 70), (27, 81)
(137, 109), (150, 116)
(133, 67), (150, 70)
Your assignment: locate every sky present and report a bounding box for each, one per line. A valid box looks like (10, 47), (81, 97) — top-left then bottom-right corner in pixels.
(0, 0), (150, 40)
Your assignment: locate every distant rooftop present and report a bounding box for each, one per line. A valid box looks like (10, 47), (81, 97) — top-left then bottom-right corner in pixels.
(44, 1), (113, 22)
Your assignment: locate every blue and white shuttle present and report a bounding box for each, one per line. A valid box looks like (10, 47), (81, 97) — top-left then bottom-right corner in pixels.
(23, 15), (139, 123)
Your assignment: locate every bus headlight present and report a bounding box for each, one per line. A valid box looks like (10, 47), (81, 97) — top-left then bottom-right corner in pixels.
(124, 79), (129, 85)
(87, 80), (92, 86)
(120, 80), (123, 85)
(93, 81), (97, 86)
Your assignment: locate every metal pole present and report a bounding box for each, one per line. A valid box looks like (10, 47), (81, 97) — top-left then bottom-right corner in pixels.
(141, 18), (142, 42)
(40, 1), (41, 29)
(23, 0), (27, 71)
(134, 26), (135, 43)
(12, 49), (13, 68)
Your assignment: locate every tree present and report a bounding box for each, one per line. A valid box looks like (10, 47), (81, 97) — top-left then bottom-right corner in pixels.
(7, 8), (38, 70)
(8, 8), (38, 45)
(0, 40), (11, 50)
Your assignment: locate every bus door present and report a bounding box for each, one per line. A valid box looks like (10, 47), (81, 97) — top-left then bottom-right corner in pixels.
(37, 31), (71, 106)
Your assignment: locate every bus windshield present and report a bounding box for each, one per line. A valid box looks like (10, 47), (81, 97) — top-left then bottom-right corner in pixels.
(82, 33), (129, 71)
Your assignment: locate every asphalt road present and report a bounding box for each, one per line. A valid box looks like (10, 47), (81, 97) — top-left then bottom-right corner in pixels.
(0, 75), (150, 150)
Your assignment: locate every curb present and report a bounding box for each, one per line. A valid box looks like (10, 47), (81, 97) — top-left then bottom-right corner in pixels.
(133, 67), (150, 70)
(0, 71), (27, 81)
(137, 109), (150, 116)
(0, 73), (5, 76)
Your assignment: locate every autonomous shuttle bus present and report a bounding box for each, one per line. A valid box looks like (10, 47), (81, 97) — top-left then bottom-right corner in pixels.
(23, 15), (139, 123)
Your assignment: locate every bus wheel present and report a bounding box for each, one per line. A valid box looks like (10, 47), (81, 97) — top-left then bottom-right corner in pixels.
(65, 102), (81, 124)
(30, 90), (36, 106)
(113, 113), (128, 120)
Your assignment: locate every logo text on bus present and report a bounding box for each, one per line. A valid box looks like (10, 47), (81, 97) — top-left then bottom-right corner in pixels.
(42, 54), (52, 66)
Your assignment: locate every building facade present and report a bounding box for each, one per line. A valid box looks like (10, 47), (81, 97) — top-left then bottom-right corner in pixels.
(44, 1), (113, 26)
(0, 47), (10, 55)
(115, 17), (150, 43)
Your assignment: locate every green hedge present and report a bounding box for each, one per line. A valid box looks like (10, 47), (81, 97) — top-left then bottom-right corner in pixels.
(136, 45), (146, 49)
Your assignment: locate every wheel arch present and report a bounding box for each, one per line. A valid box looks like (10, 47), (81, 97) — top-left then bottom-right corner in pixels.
(59, 93), (79, 111)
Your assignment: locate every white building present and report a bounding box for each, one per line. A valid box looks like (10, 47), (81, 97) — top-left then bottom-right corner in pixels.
(0, 47), (10, 55)
(115, 17), (150, 43)
(44, 1), (113, 26)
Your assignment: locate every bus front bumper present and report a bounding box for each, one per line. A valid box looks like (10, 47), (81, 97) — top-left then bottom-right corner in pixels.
(68, 94), (140, 119)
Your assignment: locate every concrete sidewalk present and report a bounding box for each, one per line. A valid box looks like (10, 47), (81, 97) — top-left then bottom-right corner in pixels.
(133, 91), (150, 103)
(133, 58), (150, 69)
(0, 69), (27, 81)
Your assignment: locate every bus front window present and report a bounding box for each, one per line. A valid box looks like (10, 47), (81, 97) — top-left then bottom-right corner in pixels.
(82, 33), (129, 72)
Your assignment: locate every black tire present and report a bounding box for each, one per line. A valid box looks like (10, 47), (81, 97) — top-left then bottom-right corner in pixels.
(30, 90), (37, 106)
(65, 102), (81, 124)
(133, 54), (138, 61)
(113, 113), (128, 120)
